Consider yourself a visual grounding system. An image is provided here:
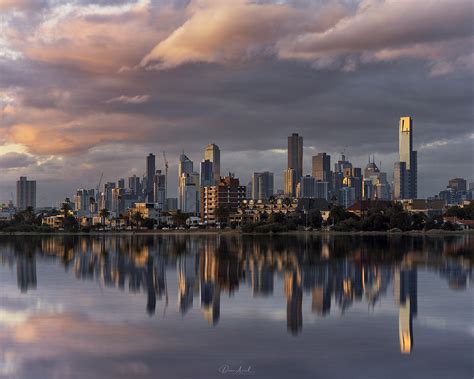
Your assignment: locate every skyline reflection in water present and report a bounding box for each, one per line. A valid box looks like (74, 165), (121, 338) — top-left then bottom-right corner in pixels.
(0, 234), (472, 379)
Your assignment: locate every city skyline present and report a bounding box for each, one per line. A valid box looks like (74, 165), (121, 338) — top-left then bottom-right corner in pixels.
(5, 121), (474, 209)
(1, 0), (473, 206)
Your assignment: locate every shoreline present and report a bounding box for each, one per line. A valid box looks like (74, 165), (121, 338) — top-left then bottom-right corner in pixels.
(1, 229), (473, 236)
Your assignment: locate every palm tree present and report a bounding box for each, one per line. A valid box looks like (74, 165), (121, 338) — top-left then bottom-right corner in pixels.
(99, 208), (110, 227)
(130, 211), (144, 230)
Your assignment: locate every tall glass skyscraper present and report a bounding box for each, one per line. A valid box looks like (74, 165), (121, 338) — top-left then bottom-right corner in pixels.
(287, 133), (303, 181)
(394, 117), (418, 199)
(146, 153), (156, 203)
(204, 144), (221, 184)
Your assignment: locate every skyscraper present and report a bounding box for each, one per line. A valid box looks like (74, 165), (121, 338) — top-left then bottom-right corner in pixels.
(283, 168), (297, 197)
(200, 159), (214, 187)
(298, 175), (315, 198)
(178, 153), (194, 211)
(251, 172), (274, 200)
(204, 144), (221, 184)
(128, 175), (142, 197)
(16, 176), (36, 211)
(288, 133), (303, 183)
(448, 178), (467, 192)
(146, 153), (156, 203)
(312, 153), (331, 182)
(154, 170), (167, 210)
(396, 117), (418, 199)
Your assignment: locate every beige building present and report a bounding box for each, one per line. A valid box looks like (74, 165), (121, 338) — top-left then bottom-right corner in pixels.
(201, 175), (246, 225)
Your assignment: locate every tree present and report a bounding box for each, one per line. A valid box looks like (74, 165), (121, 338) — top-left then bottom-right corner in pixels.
(130, 211), (145, 230)
(99, 208), (110, 226)
(411, 213), (426, 230)
(389, 210), (412, 231)
(328, 205), (350, 225)
(308, 210), (323, 229)
(172, 210), (188, 226)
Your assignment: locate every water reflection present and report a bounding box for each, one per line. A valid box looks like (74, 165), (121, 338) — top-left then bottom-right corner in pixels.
(0, 234), (472, 356)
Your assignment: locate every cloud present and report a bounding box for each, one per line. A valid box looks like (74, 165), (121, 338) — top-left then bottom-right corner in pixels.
(0, 0), (472, 205)
(140, 0), (349, 69)
(106, 94), (151, 104)
(140, 0), (473, 74)
(0, 152), (35, 169)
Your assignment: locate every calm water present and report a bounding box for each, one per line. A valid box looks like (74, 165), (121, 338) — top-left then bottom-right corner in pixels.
(0, 234), (472, 379)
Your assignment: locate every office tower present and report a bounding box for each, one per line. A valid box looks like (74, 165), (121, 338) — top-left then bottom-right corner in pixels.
(448, 178), (467, 192)
(299, 175), (315, 198)
(315, 181), (329, 201)
(166, 198), (178, 212)
(201, 175), (246, 224)
(16, 176), (36, 211)
(191, 172), (201, 212)
(200, 159), (214, 187)
(178, 153), (194, 211)
(363, 179), (374, 200)
(104, 182), (116, 210)
(154, 170), (167, 210)
(179, 174), (197, 213)
(396, 117), (418, 199)
(128, 175), (142, 197)
(146, 153), (156, 203)
(74, 189), (90, 214)
(339, 186), (356, 208)
(246, 181), (252, 199)
(393, 162), (408, 200)
(117, 178), (125, 189)
(251, 172), (274, 200)
(334, 153), (352, 174)
(312, 153), (331, 182)
(288, 133), (303, 183)
(283, 168), (297, 197)
(204, 143), (221, 183)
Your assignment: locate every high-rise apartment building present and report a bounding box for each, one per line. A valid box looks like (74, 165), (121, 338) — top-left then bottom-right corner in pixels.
(204, 144), (221, 184)
(288, 133), (303, 183)
(394, 117), (417, 199)
(16, 176), (36, 211)
(251, 172), (274, 200)
(201, 175), (246, 225)
(146, 153), (156, 203)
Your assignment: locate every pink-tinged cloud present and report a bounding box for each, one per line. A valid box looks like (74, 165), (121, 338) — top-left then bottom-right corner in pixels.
(106, 94), (151, 104)
(140, 0), (350, 69)
(141, 0), (472, 74)
(6, 2), (183, 73)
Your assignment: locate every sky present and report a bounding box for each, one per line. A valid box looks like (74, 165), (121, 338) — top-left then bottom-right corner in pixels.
(0, 0), (473, 206)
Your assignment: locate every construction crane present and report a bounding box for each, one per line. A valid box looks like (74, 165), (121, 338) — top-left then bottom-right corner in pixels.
(162, 151), (169, 201)
(96, 173), (103, 203)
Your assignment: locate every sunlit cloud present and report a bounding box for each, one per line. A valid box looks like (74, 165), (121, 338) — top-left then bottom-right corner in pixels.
(106, 94), (151, 104)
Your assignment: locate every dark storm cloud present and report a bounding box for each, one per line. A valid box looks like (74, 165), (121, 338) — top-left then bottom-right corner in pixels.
(0, 0), (472, 204)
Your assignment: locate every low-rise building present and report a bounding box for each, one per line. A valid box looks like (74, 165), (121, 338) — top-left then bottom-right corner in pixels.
(128, 203), (160, 221)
